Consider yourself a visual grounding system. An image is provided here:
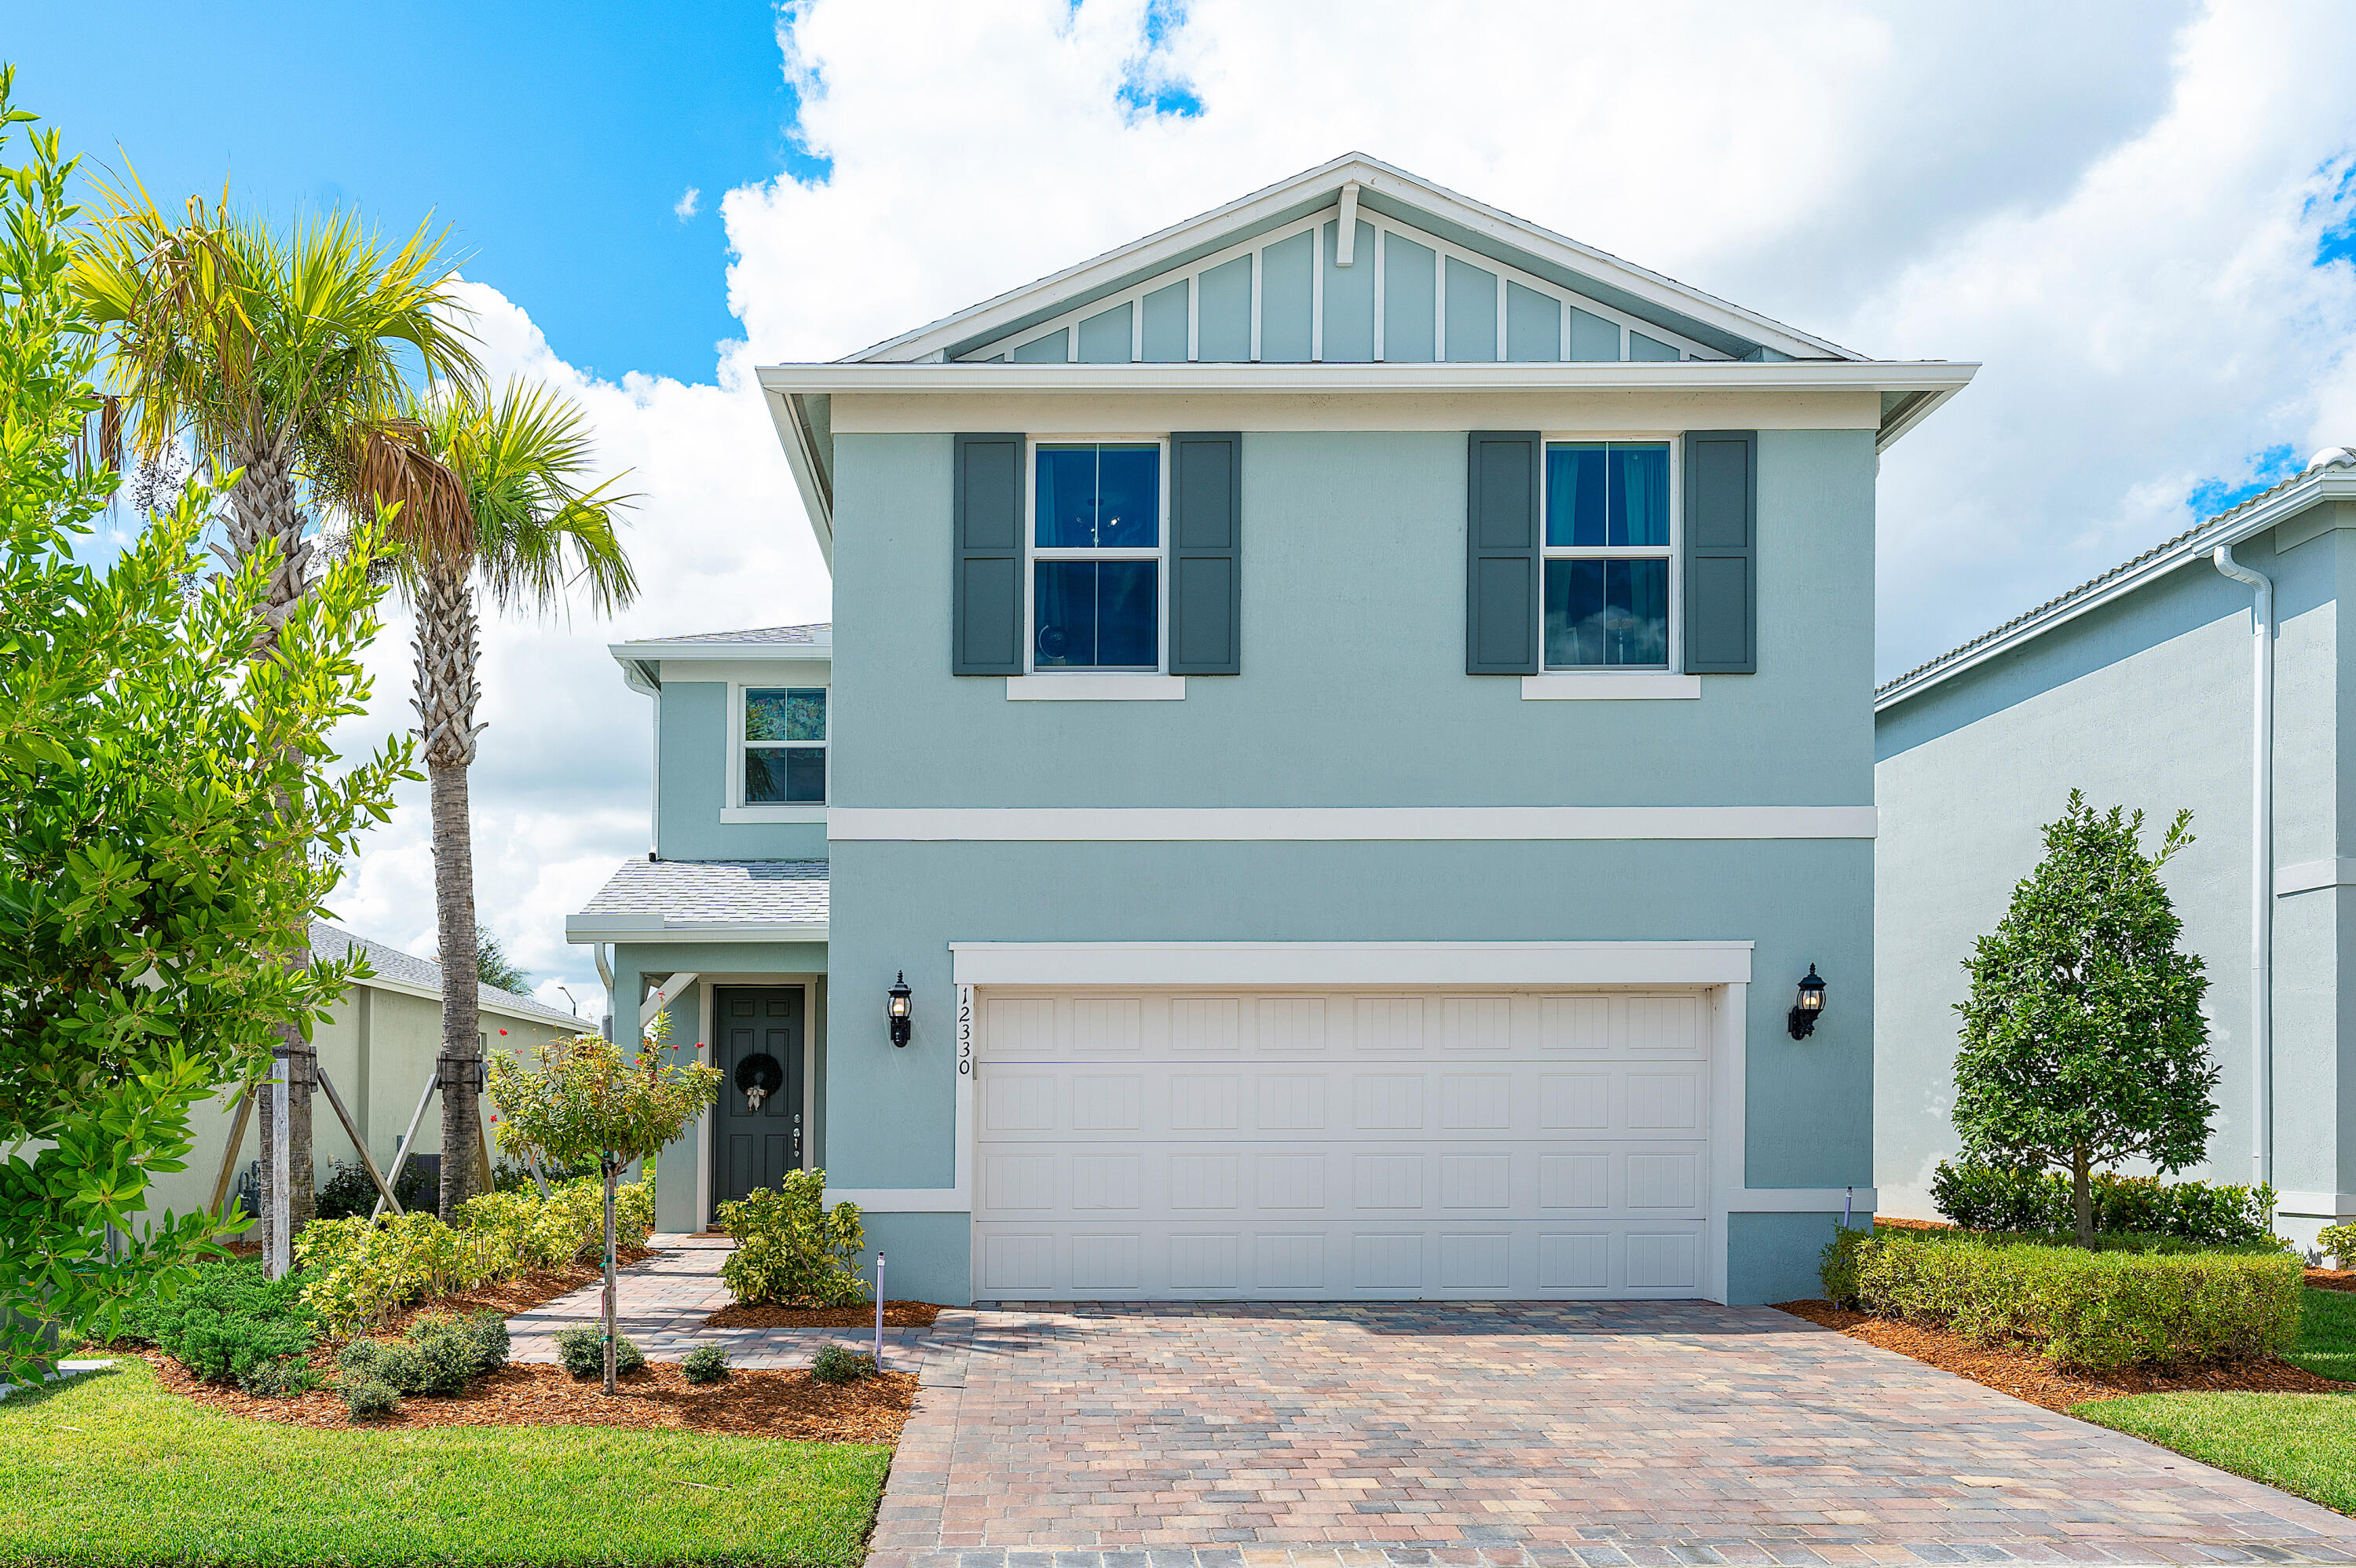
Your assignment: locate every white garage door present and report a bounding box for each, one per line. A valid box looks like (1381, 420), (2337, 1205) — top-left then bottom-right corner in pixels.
(970, 986), (1714, 1299)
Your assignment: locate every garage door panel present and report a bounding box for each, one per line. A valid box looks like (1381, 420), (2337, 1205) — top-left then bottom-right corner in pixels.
(975, 986), (1714, 1299)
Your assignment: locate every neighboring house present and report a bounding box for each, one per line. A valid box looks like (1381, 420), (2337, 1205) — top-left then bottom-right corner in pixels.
(569, 153), (1975, 1304)
(146, 922), (584, 1222)
(1875, 449), (2356, 1251)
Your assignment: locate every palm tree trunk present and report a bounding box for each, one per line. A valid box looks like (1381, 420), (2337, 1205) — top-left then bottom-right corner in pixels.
(415, 552), (488, 1222)
(228, 439), (320, 1266)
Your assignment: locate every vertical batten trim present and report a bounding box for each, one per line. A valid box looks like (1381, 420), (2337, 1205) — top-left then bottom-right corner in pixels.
(1187, 274), (1199, 363)
(1311, 221), (1325, 362)
(1495, 272), (1507, 360)
(1435, 251), (1447, 360)
(1336, 181), (1359, 261)
(1249, 247), (1263, 362)
(1371, 223), (1386, 360)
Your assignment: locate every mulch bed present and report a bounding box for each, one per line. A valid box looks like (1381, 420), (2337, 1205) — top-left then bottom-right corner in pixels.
(2309, 1267), (2356, 1294)
(146, 1352), (916, 1442)
(704, 1299), (942, 1329)
(1774, 1299), (2348, 1413)
(370, 1249), (649, 1336)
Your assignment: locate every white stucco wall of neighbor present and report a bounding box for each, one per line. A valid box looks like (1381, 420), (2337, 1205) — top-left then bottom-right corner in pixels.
(1875, 516), (2354, 1250)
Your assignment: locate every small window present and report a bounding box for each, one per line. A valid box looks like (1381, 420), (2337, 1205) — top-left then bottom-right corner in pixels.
(1031, 443), (1162, 671)
(744, 687), (825, 802)
(1542, 441), (1672, 669)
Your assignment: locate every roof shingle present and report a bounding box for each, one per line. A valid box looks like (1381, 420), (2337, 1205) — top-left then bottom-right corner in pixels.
(309, 921), (580, 1026)
(576, 860), (831, 927)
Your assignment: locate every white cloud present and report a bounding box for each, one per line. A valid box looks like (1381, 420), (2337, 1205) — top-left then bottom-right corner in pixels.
(673, 185), (700, 221)
(326, 0), (2356, 1003)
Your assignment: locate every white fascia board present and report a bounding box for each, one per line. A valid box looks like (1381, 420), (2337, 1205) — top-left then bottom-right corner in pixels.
(766, 388), (834, 565)
(949, 939), (1756, 988)
(353, 972), (580, 1031)
(1876, 468), (2356, 711)
(757, 360), (1977, 398)
(849, 154), (1859, 366)
(563, 917), (831, 945)
(608, 639), (831, 663)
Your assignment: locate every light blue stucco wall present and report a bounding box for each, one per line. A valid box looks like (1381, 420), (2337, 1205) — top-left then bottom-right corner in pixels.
(653, 678), (829, 862)
(1875, 518), (2351, 1242)
(814, 418), (1880, 1303)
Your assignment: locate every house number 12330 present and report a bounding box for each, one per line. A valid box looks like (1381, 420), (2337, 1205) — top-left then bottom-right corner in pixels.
(956, 985), (973, 1076)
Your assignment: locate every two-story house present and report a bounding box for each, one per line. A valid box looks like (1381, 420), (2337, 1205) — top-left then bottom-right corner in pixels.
(566, 155), (1975, 1306)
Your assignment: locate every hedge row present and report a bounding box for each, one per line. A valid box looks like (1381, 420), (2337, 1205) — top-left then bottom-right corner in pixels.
(1822, 1226), (2302, 1370)
(1928, 1160), (2275, 1245)
(295, 1176), (654, 1336)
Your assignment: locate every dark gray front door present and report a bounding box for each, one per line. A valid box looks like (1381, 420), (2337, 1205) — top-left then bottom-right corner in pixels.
(712, 986), (804, 1213)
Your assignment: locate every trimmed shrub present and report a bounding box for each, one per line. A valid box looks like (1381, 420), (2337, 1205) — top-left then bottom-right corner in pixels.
(334, 1310), (510, 1398)
(1929, 1160), (2277, 1245)
(340, 1375), (399, 1420)
(718, 1171), (869, 1308)
(296, 1175), (654, 1334)
(682, 1344), (730, 1384)
(810, 1344), (874, 1384)
(1822, 1226), (2303, 1369)
(2318, 1222), (2356, 1268)
(554, 1324), (644, 1379)
(118, 1259), (320, 1391)
(240, 1356), (319, 1398)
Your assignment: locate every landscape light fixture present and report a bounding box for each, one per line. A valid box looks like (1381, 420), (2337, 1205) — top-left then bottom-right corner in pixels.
(887, 971), (913, 1047)
(1787, 964), (1827, 1040)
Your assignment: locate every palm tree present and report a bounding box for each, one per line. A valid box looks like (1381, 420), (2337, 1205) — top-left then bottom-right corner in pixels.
(368, 381), (637, 1219)
(73, 182), (480, 1259)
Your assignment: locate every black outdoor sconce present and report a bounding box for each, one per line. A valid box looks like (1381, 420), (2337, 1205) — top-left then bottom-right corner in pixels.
(1787, 964), (1827, 1040)
(887, 971), (913, 1047)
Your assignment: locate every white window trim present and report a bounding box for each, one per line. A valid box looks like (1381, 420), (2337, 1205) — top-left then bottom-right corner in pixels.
(1536, 433), (1681, 679)
(727, 678), (829, 821)
(961, 205), (1721, 366)
(1019, 435), (1173, 689)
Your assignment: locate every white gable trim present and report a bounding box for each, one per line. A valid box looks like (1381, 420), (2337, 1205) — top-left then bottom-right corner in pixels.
(847, 154), (1858, 367)
(963, 201), (1725, 367)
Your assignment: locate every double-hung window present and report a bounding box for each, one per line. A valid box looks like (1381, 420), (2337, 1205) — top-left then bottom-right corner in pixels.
(1030, 441), (1163, 671)
(1542, 440), (1674, 669)
(743, 687), (826, 803)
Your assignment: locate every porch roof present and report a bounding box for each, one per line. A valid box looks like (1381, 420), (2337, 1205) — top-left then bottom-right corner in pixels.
(565, 859), (831, 944)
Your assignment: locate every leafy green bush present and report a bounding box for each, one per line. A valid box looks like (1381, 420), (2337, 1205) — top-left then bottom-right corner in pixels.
(554, 1325), (643, 1379)
(810, 1344), (874, 1385)
(718, 1171), (868, 1308)
(241, 1356), (319, 1398)
(682, 1344), (730, 1384)
(117, 1258), (319, 1393)
(335, 1309), (509, 1398)
(339, 1375), (399, 1421)
(2318, 1223), (2355, 1268)
(314, 1157), (435, 1221)
(295, 1175), (654, 1334)
(1929, 1160), (2277, 1245)
(1821, 1226), (2303, 1369)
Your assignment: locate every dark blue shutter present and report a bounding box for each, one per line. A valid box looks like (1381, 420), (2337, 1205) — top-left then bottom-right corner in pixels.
(1169, 432), (1241, 674)
(1465, 431), (1541, 674)
(953, 433), (1024, 674)
(1683, 430), (1757, 674)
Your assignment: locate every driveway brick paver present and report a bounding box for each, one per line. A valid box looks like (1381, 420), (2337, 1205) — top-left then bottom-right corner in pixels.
(865, 1301), (2356, 1568)
(503, 1234), (960, 1373)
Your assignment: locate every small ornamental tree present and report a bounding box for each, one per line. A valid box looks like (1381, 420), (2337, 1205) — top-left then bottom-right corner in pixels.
(1951, 791), (2218, 1248)
(487, 1014), (718, 1391)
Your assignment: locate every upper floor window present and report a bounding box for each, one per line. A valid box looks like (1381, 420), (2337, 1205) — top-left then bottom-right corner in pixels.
(744, 687), (825, 802)
(1031, 442), (1163, 671)
(1542, 441), (1673, 669)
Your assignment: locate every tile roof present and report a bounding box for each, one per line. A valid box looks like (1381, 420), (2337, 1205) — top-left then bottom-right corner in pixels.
(309, 921), (581, 1026)
(1875, 459), (2339, 702)
(576, 860), (831, 927)
(642, 623), (830, 645)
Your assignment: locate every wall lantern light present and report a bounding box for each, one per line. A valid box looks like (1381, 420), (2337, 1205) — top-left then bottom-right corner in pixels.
(887, 971), (913, 1047)
(1787, 964), (1827, 1040)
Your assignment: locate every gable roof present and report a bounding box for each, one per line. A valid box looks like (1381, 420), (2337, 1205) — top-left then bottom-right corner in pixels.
(565, 860), (831, 943)
(855, 153), (1856, 367)
(311, 921), (580, 1027)
(1875, 451), (2356, 710)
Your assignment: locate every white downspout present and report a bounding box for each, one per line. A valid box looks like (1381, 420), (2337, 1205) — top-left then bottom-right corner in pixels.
(2211, 544), (2274, 1190)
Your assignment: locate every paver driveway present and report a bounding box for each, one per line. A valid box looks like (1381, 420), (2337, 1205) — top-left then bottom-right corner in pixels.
(869, 1301), (2356, 1568)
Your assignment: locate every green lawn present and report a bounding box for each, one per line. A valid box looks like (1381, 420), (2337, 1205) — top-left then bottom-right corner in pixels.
(2286, 1285), (2356, 1383)
(2072, 1289), (2356, 1517)
(0, 1357), (891, 1567)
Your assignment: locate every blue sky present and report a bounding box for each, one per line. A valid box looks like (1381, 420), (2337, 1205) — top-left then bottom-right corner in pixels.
(8, 0), (825, 385)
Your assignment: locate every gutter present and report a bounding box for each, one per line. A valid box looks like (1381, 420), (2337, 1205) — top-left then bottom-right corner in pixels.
(2211, 544), (2275, 1191)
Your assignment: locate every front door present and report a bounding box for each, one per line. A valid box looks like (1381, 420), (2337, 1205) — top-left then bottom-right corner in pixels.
(712, 986), (805, 1215)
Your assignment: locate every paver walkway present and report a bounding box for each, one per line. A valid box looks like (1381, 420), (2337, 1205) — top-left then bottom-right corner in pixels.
(505, 1233), (960, 1372)
(867, 1301), (2356, 1568)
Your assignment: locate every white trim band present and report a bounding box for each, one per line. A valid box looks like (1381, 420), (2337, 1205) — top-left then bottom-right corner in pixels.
(2276, 859), (2356, 897)
(2277, 1190), (2356, 1218)
(948, 939), (1755, 988)
(829, 805), (1875, 842)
